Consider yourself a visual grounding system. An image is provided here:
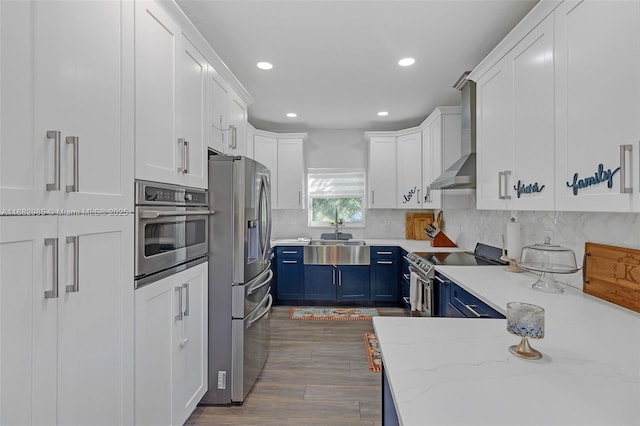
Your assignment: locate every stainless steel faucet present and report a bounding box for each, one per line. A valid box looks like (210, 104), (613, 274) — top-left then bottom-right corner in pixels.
(333, 208), (343, 238)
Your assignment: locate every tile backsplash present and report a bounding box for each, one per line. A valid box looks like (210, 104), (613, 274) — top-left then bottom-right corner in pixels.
(272, 196), (640, 289)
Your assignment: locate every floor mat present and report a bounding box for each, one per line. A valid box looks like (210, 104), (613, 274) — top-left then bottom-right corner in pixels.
(288, 307), (379, 320)
(364, 332), (381, 372)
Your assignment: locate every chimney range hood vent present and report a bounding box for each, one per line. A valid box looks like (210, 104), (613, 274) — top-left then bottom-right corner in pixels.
(430, 72), (476, 190)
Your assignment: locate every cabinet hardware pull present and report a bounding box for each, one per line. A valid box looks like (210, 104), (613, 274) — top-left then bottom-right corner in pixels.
(583, 252), (591, 284)
(178, 138), (187, 173)
(464, 304), (487, 318)
(338, 269), (342, 286)
(425, 185), (431, 203)
(65, 136), (79, 192)
(332, 268), (336, 285)
(229, 125), (237, 149)
(281, 260), (298, 264)
(282, 250), (298, 254)
(175, 286), (183, 321)
(371, 190), (375, 205)
(46, 131), (61, 191)
(44, 238), (59, 299)
(434, 275), (446, 284)
(498, 171), (504, 199)
(416, 188), (420, 204)
(377, 251), (393, 255)
(377, 260), (393, 265)
(65, 236), (79, 293)
(182, 283), (190, 317)
(184, 139), (189, 174)
(620, 144), (633, 194)
(403, 273), (410, 280)
(139, 210), (215, 219)
(298, 191), (301, 205)
(504, 170), (512, 200)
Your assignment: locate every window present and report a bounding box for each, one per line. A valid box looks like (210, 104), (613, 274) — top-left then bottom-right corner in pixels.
(307, 169), (366, 227)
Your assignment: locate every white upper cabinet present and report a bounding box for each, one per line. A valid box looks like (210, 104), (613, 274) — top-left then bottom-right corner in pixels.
(177, 35), (208, 188)
(422, 107), (462, 210)
(1, 0), (134, 211)
(367, 136), (397, 208)
(253, 135), (279, 207)
(135, 1), (207, 188)
(511, 15), (555, 211)
(277, 138), (305, 209)
(227, 92), (248, 157)
(207, 67), (229, 154)
(554, 0), (640, 212)
(396, 132), (423, 208)
(476, 56), (515, 210)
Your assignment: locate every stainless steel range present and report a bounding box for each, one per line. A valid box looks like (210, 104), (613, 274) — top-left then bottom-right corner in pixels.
(403, 243), (505, 316)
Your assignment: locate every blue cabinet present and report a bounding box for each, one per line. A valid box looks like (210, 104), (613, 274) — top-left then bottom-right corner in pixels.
(434, 272), (504, 319)
(370, 246), (399, 302)
(275, 246), (304, 300)
(304, 265), (335, 301)
(304, 265), (370, 302)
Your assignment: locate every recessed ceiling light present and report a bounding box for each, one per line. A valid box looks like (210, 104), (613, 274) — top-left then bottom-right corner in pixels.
(398, 57), (415, 67)
(286, 112), (297, 118)
(377, 111), (389, 117)
(257, 61), (273, 70)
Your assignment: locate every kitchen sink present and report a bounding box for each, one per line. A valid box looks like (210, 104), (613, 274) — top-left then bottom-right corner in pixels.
(304, 243), (370, 265)
(319, 232), (353, 240)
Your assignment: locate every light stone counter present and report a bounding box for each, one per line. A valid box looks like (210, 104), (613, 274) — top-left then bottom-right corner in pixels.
(374, 266), (640, 426)
(271, 238), (465, 253)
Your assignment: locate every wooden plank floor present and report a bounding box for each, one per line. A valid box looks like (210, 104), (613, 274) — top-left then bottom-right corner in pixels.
(186, 306), (409, 426)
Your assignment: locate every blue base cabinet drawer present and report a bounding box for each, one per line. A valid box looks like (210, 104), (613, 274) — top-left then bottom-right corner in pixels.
(275, 246), (304, 300)
(370, 246), (399, 302)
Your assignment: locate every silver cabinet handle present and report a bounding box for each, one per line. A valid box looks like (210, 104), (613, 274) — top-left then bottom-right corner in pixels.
(416, 188), (420, 205)
(46, 131), (61, 191)
(498, 171), (504, 199)
(228, 125), (237, 149)
(425, 185), (431, 203)
(298, 191), (301, 206)
(65, 236), (79, 293)
(174, 286), (183, 321)
(620, 144), (633, 194)
(282, 250), (298, 254)
(403, 273), (410, 280)
(281, 260), (298, 264)
(65, 136), (79, 192)
(338, 269), (342, 286)
(178, 138), (188, 173)
(182, 283), (190, 317)
(377, 260), (393, 265)
(377, 251), (393, 255)
(371, 190), (375, 205)
(332, 268), (336, 285)
(465, 304), (488, 318)
(504, 170), (512, 200)
(44, 238), (59, 299)
(183, 139), (189, 174)
(139, 210), (215, 219)
(434, 275), (446, 284)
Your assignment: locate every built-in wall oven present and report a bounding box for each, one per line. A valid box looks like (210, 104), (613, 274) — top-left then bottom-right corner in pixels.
(134, 180), (214, 288)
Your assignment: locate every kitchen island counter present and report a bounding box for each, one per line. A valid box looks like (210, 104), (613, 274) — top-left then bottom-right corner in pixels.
(373, 266), (640, 425)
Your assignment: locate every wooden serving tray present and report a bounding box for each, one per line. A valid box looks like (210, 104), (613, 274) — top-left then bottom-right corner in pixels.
(583, 242), (640, 313)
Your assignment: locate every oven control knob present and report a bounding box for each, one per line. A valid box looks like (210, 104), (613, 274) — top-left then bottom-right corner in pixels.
(184, 193), (193, 201)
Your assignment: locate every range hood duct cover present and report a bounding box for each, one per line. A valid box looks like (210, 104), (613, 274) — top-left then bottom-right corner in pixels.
(430, 72), (476, 190)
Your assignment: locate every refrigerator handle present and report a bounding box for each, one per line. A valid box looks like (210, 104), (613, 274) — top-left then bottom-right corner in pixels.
(248, 269), (273, 295)
(259, 174), (272, 262)
(247, 294), (272, 328)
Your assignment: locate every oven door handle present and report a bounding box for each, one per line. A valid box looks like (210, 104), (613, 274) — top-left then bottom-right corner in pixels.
(139, 210), (215, 219)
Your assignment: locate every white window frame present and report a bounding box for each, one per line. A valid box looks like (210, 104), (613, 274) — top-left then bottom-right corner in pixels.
(307, 168), (366, 228)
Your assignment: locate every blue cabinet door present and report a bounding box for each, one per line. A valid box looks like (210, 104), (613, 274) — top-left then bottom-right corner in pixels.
(276, 258), (303, 300)
(371, 258), (399, 302)
(337, 266), (370, 301)
(304, 265), (335, 301)
(450, 283), (504, 319)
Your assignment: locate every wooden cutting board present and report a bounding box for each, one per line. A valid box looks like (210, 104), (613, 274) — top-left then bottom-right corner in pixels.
(405, 213), (434, 240)
(583, 242), (640, 313)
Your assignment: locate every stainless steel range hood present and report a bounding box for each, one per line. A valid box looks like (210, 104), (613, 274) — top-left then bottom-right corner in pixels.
(430, 72), (476, 189)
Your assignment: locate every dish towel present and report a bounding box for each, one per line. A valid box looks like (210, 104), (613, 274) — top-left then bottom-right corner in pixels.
(409, 271), (422, 311)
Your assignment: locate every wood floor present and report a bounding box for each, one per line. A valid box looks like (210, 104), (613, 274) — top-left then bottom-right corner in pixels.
(186, 306), (409, 426)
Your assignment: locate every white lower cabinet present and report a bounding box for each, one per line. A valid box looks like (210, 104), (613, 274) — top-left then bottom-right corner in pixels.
(135, 262), (208, 426)
(0, 215), (134, 426)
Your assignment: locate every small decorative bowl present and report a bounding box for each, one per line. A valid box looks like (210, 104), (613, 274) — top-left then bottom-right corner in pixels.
(506, 302), (545, 360)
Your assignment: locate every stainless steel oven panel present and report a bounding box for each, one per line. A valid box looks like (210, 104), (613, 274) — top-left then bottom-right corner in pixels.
(135, 205), (212, 278)
(232, 266), (273, 318)
(231, 293), (272, 402)
(135, 179), (208, 206)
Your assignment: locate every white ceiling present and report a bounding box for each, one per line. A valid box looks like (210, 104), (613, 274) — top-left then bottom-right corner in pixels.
(177, 0), (538, 132)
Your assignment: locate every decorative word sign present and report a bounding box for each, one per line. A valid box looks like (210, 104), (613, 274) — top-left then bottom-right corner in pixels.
(514, 180), (545, 198)
(402, 186), (418, 204)
(566, 164), (620, 196)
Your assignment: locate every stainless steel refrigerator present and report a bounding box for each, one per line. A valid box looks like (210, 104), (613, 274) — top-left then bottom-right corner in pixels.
(202, 155), (273, 405)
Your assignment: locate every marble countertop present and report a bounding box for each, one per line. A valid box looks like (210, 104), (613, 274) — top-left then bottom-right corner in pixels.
(271, 238), (465, 253)
(373, 266), (640, 426)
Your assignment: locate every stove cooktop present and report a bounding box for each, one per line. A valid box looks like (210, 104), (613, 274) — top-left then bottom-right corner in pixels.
(408, 243), (506, 270)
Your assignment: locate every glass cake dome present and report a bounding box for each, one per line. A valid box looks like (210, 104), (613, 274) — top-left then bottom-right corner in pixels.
(519, 237), (578, 293)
